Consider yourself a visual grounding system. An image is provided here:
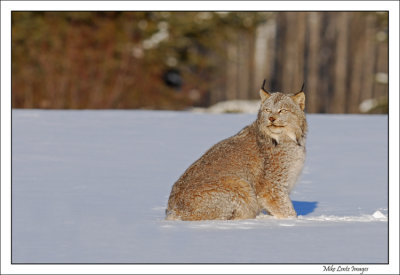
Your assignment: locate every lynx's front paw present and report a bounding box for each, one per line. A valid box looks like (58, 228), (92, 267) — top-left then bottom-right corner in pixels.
(274, 210), (297, 219)
(261, 194), (297, 219)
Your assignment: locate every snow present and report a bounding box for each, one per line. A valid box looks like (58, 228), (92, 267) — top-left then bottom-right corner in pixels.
(12, 110), (388, 264)
(191, 100), (261, 114)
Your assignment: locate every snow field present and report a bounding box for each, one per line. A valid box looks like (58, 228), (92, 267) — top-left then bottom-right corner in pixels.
(12, 110), (388, 263)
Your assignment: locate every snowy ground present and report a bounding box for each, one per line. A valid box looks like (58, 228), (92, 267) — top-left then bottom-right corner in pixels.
(12, 110), (388, 264)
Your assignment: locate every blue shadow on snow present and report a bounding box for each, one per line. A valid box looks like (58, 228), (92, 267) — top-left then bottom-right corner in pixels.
(292, 201), (318, 216)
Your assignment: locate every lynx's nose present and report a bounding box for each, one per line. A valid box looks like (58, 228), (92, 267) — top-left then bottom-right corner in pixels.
(269, 116), (276, 123)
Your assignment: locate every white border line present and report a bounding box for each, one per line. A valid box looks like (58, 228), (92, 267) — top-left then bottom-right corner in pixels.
(1, 1), (399, 274)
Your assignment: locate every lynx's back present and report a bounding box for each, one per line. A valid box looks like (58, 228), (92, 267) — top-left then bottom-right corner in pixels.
(166, 81), (307, 220)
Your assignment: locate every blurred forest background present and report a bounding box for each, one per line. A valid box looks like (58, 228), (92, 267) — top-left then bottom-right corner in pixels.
(12, 11), (388, 113)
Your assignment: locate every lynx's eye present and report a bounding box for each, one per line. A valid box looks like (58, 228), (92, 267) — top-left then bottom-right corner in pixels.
(264, 108), (272, 113)
(278, 109), (288, 113)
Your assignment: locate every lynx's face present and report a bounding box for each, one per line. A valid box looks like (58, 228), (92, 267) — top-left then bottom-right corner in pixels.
(257, 91), (307, 144)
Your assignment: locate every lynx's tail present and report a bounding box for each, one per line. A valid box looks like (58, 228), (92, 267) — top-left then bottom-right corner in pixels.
(165, 209), (179, 220)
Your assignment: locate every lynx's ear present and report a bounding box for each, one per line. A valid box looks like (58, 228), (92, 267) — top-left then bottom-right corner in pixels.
(259, 79), (271, 102)
(291, 91), (305, 110)
(291, 84), (305, 110)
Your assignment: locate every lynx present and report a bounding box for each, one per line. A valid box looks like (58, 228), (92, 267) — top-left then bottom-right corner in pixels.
(166, 80), (307, 220)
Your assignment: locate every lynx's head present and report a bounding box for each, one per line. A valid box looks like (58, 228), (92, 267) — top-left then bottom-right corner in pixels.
(257, 80), (307, 145)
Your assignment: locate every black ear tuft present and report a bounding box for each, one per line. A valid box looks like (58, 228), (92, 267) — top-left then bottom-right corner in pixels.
(259, 79), (271, 102)
(261, 79), (267, 92)
(299, 83), (305, 93)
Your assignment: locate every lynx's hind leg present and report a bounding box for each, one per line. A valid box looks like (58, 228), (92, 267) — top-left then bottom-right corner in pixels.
(166, 177), (259, 221)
